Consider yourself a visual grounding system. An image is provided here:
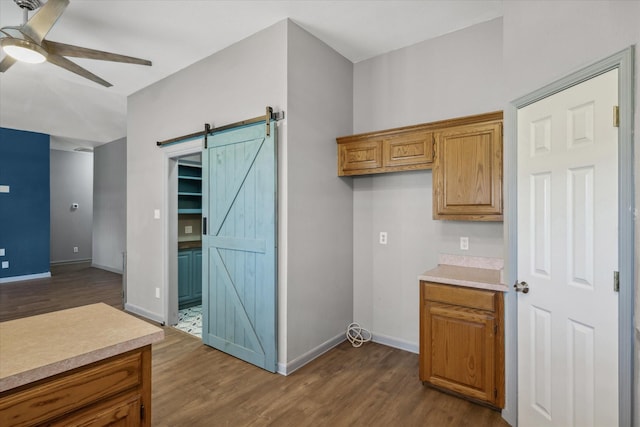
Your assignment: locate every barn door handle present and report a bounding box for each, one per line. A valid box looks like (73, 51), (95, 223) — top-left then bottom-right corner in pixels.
(514, 281), (529, 294)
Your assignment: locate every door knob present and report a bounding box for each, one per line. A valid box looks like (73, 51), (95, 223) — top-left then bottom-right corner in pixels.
(514, 281), (529, 293)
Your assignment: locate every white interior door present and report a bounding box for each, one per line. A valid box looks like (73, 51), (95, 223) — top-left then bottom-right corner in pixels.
(516, 69), (619, 427)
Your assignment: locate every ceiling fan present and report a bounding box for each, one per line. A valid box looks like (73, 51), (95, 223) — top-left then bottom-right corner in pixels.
(0, 0), (151, 87)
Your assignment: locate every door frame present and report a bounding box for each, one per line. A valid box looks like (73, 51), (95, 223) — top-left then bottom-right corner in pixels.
(162, 138), (203, 327)
(505, 47), (635, 425)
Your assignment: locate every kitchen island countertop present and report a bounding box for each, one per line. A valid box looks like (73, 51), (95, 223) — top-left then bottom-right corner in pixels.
(0, 303), (164, 393)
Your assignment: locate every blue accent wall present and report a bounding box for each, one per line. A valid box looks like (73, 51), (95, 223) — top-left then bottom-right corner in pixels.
(0, 128), (50, 279)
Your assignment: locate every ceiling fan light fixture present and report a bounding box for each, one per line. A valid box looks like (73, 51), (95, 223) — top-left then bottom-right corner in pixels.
(1, 38), (47, 64)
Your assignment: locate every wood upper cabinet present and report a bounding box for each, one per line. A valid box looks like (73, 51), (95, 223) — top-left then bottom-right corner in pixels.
(337, 129), (434, 176)
(432, 118), (503, 221)
(337, 111), (503, 221)
(420, 281), (504, 409)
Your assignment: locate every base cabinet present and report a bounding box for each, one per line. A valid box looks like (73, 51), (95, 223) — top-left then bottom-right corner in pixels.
(419, 281), (504, 409)
(178, 247), (202, 309)
(0, 346), (152, 427)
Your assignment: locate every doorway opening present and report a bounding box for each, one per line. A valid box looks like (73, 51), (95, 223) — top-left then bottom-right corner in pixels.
(506, 47), (634, 426)
(162, 139), (203, 332)
(175, 154), (203, 338)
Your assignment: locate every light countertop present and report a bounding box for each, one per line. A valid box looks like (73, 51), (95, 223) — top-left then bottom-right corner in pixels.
(0, 303), (164, 393)
(178, 240), (202, 250)
(418, 254), (508, 292)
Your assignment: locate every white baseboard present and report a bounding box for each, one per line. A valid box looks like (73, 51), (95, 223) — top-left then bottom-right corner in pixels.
(91, 263), (123, 274)
(124, 303), (165, 325)
(50, 258), (92, 265)
(278, 332), (346, 376)
(0, 272), (51, 283)
(372, 332), (418, 354)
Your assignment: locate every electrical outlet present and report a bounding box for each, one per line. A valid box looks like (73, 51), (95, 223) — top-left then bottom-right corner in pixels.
(379, 232), (388, 245)
(185, 225), (193, 234)
(460, 237), (469, 250)
(1, 261), (8, 269)
(155, 287), (160, 299)
(0, 248), (5, 256)
(73, 246), (79, 253)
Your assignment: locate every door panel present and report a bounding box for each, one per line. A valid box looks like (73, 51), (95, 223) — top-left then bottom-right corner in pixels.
(202, 121), (277, 372)
(517, 69), (618, 427)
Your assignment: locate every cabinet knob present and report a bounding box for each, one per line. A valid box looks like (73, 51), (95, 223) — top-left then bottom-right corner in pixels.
(513, 281), (529, 294)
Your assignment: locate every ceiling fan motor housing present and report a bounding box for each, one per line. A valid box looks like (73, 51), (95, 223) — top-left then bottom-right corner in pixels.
(14, 0), (42, 11)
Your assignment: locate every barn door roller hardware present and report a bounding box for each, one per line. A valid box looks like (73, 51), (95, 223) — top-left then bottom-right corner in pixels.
(156, 106), (284, 147)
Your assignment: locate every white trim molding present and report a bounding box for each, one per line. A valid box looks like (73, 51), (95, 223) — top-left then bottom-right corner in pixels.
(372, 333), (419, 354)
(278, 333), (346, 376)
(507, 46), (635, 427)
(91, 263), (123, 275)
(0, 272), (51, 283)
(124, 302), (165, 325)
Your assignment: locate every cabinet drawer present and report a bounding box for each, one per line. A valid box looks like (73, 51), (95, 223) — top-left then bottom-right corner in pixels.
(383, 132), (433, 167)
(339, 140), (382, 172)
(48, 394), (141, 427)
(422, 281), (496, 312)
(0, 350), (142, 427)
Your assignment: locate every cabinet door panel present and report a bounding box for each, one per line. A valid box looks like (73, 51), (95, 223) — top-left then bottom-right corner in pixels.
(425, 303), (496, 404)
(339, 140), (382, 173)
(383, 132), (433, 167)
(192, 249), (202, 300)
(433, 122), (503, 220)
(177, 250), (191, 304)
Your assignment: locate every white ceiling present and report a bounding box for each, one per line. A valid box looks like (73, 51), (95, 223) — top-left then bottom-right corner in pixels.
(0, 0), (502, 150)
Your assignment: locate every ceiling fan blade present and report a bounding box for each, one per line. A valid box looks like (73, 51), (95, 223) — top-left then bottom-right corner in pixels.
(0, 55), (17, 72)
(21, 0), (70, 44)
(47, 53), (112, 87)
(42, 40), (152, 66)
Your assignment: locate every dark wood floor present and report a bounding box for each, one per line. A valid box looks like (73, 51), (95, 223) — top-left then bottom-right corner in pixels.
(0, 262), (123, 322)
(0, 263), (510, 426)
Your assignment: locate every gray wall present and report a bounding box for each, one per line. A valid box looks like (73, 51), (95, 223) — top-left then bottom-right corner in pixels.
(92, 138), (126, 273)
(501, 2), (640, 425)
(127, 19), (354, 369)
(127, 21), (288, 347)
(285, 21), (354, 362)
(352, 18), (504, 350)
(50, 149), (93, 263)
(353, 7), (640, 423)
(124, 3), (639, 418)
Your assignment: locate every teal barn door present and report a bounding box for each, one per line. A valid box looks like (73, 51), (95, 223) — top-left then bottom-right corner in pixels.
(201, 121), (277, 372)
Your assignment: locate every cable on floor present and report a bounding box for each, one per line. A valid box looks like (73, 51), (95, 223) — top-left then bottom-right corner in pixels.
(346, 322), (372, 347)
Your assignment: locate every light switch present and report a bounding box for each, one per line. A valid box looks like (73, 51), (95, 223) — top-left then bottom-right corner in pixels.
(154, 209), (161, 219)
(1, 261), (8, 269)
(0, 248), (5, 256)
(0, 185), (9, 193)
